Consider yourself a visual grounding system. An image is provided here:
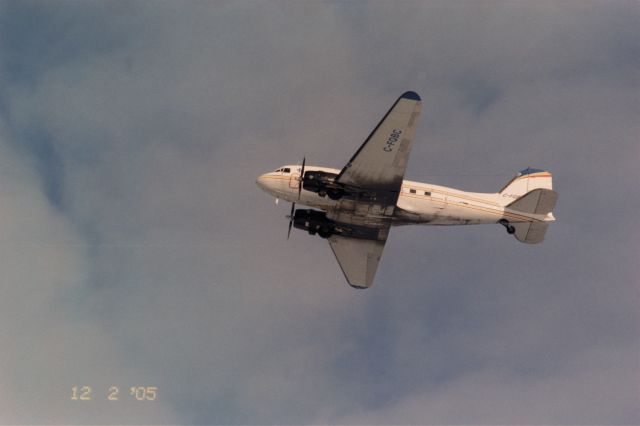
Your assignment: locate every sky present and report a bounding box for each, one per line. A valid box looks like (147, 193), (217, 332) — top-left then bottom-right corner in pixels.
(0, 0), (638, 424)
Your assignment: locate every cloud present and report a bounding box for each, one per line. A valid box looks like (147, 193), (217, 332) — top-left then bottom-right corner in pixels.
(0, 1), (638, 424)
(329, 343), (639, 425)
(0, 121), (181, 423)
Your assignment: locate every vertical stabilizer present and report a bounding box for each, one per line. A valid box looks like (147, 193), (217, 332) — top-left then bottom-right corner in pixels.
(499, 168), (553, 205)
(499, 168), (557, 244)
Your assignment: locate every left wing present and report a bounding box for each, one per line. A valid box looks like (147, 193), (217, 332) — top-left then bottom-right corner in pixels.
(335, 91), (422, 199)
(328, 232), (388, 289)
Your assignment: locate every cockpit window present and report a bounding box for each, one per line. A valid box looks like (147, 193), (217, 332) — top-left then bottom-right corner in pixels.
(283, 168), (290, 173)
(274, 168), (282, 172)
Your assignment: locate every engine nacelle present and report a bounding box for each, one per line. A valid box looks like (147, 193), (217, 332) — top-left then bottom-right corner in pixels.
(302, 171), (345, 200)
(293, 209), (336, 238)
(292, 209), (383, 240)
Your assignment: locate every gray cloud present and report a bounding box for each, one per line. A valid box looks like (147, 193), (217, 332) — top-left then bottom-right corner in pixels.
(0, 0), (638, 424)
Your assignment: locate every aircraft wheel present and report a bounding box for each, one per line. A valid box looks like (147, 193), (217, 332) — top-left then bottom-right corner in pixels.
(327, 190), (342, 200)
(317, 226), (333, 239)
(507, 225), (516, 234)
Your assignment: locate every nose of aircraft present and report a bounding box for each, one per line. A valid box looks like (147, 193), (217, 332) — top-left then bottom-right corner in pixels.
(255, 173), (268, 191)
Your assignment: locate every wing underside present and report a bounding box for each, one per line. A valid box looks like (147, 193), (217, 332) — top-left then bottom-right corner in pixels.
(324, 92), (422, 288)
(328, 234), (387, 289)
(336, 91), (422, 198)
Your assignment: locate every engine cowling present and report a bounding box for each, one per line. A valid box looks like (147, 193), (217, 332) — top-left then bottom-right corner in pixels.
(293, 209), (335, 238)
(291, 208), (386, 240)
(302, 171), (345, 199)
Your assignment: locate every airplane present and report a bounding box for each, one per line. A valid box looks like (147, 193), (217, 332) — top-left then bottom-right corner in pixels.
(256, 91), (558, 289)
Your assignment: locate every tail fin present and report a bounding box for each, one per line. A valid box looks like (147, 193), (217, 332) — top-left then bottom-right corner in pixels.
(499, 168), (553, 205)
(500, 168), (558, 244)
(503, 190), (558, 244)
(504, 188), (558, 244)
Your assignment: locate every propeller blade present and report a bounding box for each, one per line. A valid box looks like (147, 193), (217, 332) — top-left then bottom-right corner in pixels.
(298, 157), (306, 200)
(287, 202), (296, 240)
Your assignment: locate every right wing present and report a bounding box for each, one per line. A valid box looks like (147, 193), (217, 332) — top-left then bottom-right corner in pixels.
(335, 91), (422, 199)
(328, 233), (388, 289)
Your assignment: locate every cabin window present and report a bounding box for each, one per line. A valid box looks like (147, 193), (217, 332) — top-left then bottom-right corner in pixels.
(409, 189), (417, 194)
(424, 191), (431, 196)
(283, 168), (291, 173)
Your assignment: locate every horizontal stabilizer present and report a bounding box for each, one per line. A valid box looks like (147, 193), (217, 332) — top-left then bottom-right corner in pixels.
(507, 188), (558, 215)
(513, 221), (549, 244)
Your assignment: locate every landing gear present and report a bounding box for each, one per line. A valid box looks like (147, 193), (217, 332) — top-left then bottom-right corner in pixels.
(317, 226), (334, 239)
(499, 219), (516, 235)
(307, 224), (333, 238)
(317, 189), (343, 200)
(291, 209), (336, 239)
(327, 189), (343, 200)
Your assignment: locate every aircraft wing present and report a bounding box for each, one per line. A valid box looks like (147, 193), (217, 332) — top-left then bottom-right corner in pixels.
(328, 232), (388, 289)
(336, 91), (422, 197)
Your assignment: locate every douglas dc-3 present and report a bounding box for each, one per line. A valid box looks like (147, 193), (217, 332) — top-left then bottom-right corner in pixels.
(256, 92), (558, 289)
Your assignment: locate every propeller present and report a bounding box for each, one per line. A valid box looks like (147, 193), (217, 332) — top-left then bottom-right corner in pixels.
(287, 201), (295, 240)
(286, 158), (306, 239)
(298, 157), (306, 200)
(286, 158), (306, 240)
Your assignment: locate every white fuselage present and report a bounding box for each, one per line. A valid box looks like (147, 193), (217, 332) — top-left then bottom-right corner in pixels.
(256, 165), (554, 226)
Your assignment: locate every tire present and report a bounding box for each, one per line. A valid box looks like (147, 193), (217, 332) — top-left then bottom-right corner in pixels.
(317, 226), (333, 239)
(327, 190), (342, 200)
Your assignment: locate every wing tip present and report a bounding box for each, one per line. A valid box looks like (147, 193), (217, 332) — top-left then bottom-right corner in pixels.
(401, 91), (421, 101)
(348, 283), (370, 290)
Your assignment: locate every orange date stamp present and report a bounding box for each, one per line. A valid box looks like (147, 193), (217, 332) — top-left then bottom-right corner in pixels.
(70, 386), (158, 401)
